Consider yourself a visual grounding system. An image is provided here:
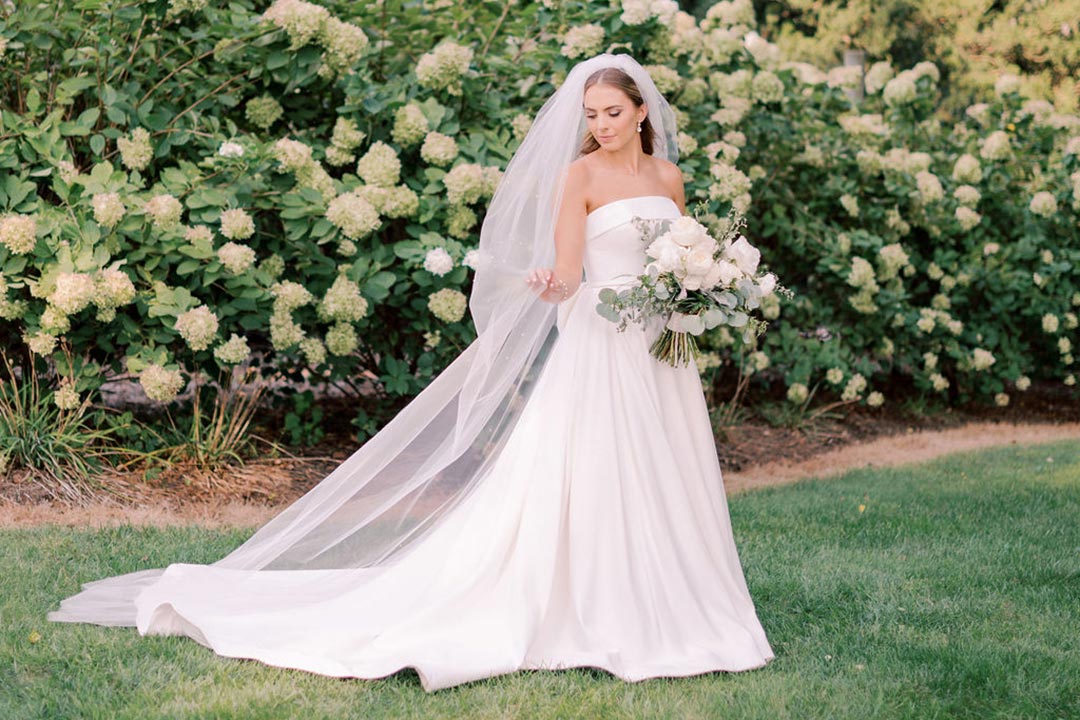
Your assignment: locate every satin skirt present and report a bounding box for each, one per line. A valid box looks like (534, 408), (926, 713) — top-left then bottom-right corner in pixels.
(129, 282), (775, 691)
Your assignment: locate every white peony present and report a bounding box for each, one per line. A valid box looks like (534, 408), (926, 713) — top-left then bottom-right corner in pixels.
(723, 235), (760, 276)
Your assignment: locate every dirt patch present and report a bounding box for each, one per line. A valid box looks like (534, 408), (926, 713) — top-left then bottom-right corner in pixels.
(2, 420), (1077, 529)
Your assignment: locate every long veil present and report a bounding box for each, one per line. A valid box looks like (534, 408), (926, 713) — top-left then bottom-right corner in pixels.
(49, 52), (680, 626)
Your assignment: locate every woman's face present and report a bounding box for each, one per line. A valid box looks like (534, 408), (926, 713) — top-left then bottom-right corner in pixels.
(583, 84), (646, 152)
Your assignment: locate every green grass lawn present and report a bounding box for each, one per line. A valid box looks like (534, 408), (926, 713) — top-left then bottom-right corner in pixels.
(3, 439), (1078, 719)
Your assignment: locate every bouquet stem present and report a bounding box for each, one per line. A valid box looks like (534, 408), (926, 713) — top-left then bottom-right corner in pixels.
(650, 328), (699, 367)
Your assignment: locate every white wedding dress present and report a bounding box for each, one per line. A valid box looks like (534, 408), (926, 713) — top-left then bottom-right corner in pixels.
(56, 194), (776, 691)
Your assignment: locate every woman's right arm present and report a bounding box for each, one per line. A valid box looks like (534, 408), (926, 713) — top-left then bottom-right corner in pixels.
(526, 162), (588, 303)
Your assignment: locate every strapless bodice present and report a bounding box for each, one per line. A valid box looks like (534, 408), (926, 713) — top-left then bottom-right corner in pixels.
(582, 195), (681, 286)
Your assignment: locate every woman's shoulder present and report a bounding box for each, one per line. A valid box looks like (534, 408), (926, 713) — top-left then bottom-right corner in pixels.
(651, 155), (682, 180)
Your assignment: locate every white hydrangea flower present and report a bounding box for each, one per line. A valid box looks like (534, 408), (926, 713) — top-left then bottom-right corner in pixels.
(840, 194), (859, 218)
(954, 185), (981, 207)
(952, 154), (982, 184)
(53, 380), (81, 411)
(299, 337), (327, 366)
(707, 163), (752, 204)
(955, 206), (982, 231)
(185, 225), (213, 244)
(117, 128), (153, 171)
(786, 382), (808, 404)
(915, 171), (944, 203)
(356, 141), (402, 187)
(325, 321), (358, 356)
(1059, 337), (1072, 355)
(994, 73), (1020, 97)
(25, 331), (58, 356)
(965, 103), (991, 126)
(144, 194), (184, 230)
(416, 41), (473, 95)
(863, 62), (894, 94)
(980, 131), (1011, 161)
(646, 64), (683, 95)
(561, 24), (605, 59)
(444, 163), (492, 205)
(218, 141), (244, 158)
(677, 132), (698, 156)
(1029, 191), (1057, 217)
(1042, 313), (1059, 333)
(93, 268), (137, 311)
(317, 273), (368, 323)
(971, 348), (996, 371)
(1015, 375), (1031, 391)
(271, 280), (315, 312)
(213, 333), (251, 365)
(930, 372), (949, 391)
(428, 287), (467, 323)
(703, 0), (754, 29)
(423, 247), (454, 276)
(246, 96), (284, 130)
(318, 16), (369, 78)
(847, 256), (878, 291)
(883, 74), (917, 106)
(217, 242), (256, 274)
(273, 137), (315, 172)
(826, 367), (844, 385)
(841, 373), (867, 401)
(838, 113), (891, 138)
(270, 309), (306, 350)
(392, 103), (429, 147)
(0, 213), (38, 255)
(326, 191), (380, 239)
(877, 243), (910, 280)
(826, 65), (862, 91)
(420, 132), (458, 166)
(751, 71), (784, 103)
(994, 392), (1009, 407)
(174, 305), (219, 351)
(983, 242), (1000, 255)
(462, 248), (481, 270)
(447, 206), (477, 239)
(867, 391), (884, 407)
(261, 0), (329, 48)
(510, 114), (533, 141)
(50, 272), (96, 315)
(92, 193), (126, 228)
(704, 141), (740, 165)
(140, 364), (185, 403)
(220, 208), (255, 240)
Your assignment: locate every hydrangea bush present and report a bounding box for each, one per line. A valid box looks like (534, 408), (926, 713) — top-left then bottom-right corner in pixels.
(0, 0), (1076, 446)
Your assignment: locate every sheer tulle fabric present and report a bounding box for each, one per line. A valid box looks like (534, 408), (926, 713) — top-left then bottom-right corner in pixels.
(50, 53), (680, 625)
(60, 198), (775, 691)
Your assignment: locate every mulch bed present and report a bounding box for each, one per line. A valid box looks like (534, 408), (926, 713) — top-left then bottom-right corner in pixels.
(3, 380), (1077, 509)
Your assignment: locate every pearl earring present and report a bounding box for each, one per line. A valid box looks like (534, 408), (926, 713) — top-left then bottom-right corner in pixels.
(637, 122), (642, 133)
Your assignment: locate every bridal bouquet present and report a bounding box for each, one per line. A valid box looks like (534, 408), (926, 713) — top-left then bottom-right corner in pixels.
(595, 211), (783, 367)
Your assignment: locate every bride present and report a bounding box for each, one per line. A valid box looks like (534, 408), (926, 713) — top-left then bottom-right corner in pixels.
(49, 53), (776, 692)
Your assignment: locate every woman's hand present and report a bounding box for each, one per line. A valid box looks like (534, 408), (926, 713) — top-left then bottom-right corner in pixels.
(525, 267), (570, 303)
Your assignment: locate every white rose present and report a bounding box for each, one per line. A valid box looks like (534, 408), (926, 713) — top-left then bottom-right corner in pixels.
(724, 235), (761, 276)
(702, 263), (725, 289)
(685, 246), (714, 275)
(716, 260), (742, 286)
